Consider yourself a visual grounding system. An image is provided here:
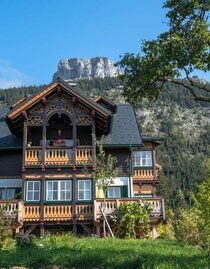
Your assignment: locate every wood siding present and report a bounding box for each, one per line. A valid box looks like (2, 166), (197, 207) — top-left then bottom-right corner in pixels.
(0, 150), (22, 177)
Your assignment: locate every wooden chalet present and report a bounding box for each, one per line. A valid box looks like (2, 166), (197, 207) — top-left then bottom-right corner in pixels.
(0, 78), (165, 237)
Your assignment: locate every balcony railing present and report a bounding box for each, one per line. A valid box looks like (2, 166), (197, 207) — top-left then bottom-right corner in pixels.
(25, 146), (93, 166)
(94, 198), (164, 221)
(133, 169), (155, 180)
(0, 198), (164, 223)
(45, 148), (73, 165)
(0, 200), (20, 219)
(25, 147), (42, 166)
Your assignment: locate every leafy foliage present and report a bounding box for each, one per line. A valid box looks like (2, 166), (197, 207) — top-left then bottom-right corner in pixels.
(112, 201), (152, 238)
(117, 0), (210, 103)
(0, 205), (16, 250)
(92, 144), (117, 195)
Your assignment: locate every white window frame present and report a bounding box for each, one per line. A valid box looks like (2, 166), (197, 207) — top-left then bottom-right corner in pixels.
(107, 186), (121, 198)
(26, 181), (40, 202)
(78, 180), (92, 201)
(133, 151), (152, 167)
(46, 180), (72, 201)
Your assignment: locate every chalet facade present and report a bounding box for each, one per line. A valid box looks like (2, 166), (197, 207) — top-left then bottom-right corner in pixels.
(0, 79), (164, 237)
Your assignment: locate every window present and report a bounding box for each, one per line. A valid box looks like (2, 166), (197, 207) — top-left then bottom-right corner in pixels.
(133, 151), (152, 167)
(26, 181), (40, 202)
(78, 180), (91, 201)
(46, 180), (72, 201)
(107, 187), (121, 198)
(0, 189), (15, 200)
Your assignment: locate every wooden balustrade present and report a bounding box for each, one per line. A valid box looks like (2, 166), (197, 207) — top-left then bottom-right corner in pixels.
(23, 205), (41, 221)
(76, 204), (94, 220)
(25, 146), (93, 166)
(133, 169), (154, 180)
(25, 148), (42, 166)
(44, 205), (73, 221)
(0, 201), (19, 218)
(94, 198), (163, 221)
(76, 147), (92, 165)
(45, 148), (73, 165)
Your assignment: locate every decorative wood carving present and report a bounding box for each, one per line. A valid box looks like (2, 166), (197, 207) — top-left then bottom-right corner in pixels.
(29, 104), (43, 114)
(76, 116), (92, 125)
(46, 105), (59, 115)
(61, 93), (72, 102)
(76, 103), (89, 113)
(27, 116), (43, 125)
(60, 105), (73, 115)
(48, 93), (59, 103)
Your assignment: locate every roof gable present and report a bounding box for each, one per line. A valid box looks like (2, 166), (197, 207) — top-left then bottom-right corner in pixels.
(6, 79), (111, 136)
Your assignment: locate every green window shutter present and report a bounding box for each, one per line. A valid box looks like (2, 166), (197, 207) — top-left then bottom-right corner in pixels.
(121, 185), (128, 198)
(15, 188), (22, 199)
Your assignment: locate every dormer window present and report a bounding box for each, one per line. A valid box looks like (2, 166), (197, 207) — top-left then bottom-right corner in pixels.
(133, 151), (152, 167)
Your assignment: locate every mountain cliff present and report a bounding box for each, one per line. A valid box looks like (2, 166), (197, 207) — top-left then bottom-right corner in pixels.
(53, 57), (119, 80)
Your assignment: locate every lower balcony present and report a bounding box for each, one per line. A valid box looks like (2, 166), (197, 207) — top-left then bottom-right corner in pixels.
(0, 198), (164, 223)
(25, 146), (93, 167)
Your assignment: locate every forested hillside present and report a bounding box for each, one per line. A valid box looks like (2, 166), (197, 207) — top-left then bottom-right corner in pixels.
(1, 77), (210, 209)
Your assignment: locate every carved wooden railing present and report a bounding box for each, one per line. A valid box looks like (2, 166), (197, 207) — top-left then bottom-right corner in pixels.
(25, 147), (42, 166)
(76, 204), (94, 220)
(44, 205), (73, 221)
(0, 201), (19, 218)
(94, 198), (164, 221)
(133, 169), (155, 180)
(45, 148), (73, 165)
(76, 146), (92, 165)
(23, 205), (41, 221)
(25, 146), (93, 166)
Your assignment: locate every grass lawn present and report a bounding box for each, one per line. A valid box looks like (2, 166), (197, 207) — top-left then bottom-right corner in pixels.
(0, 234), (209, 269)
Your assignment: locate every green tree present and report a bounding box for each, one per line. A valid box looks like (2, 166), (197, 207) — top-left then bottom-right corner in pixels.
(92, 144), (117, 237)
(117, 0), (210, 104)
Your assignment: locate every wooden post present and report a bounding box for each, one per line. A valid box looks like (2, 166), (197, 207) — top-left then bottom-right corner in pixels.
(72, 101), (77, 170)
(22, 120), (28, 170)
(91, 110), (96, 170)
(42, 108), (47, 170)
(152, 145), (157, 180)
(40, 224), (45, 238)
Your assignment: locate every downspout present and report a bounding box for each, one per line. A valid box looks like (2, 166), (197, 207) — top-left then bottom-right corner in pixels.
(128, 145), (132, 198)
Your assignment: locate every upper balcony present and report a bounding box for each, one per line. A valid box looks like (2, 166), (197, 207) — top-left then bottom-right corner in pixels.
(25, 145), (93, 167)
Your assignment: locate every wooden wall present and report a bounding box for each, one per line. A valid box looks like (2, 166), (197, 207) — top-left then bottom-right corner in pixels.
(0, 150), (22, 177)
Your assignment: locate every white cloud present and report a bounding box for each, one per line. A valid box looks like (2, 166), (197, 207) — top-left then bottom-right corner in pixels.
(0, 59), (31, 89)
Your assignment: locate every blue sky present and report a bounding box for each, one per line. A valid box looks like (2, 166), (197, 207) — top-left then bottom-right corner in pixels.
(0, 0), (207, 88)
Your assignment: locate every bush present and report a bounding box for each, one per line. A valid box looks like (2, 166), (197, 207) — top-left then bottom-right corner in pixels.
(112, 200), (152, 238)
(173, 209), (201, 246)
(157, 209), (174, 239)
(16, 234), (36, 248)
(0, 208), (14, 250)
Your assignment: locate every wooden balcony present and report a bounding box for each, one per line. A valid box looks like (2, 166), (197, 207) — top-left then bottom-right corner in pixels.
(25, 146), (93, 167)
(0, 198), (164, 223)
(45, 148), (73, 165)
(0, 201), (20, 219)
(25, 147), (42, 166)
(76, 146), (92, 165)
(133, 169), (155, 180)
(94, 198), (164, 221)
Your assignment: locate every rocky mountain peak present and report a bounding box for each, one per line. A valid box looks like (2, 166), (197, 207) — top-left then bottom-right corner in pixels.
(53, 57), (119, 81)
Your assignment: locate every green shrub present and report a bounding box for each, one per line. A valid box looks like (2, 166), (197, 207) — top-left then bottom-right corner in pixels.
(157, 209), (174, 239)
(112, 200), (152, 238)
(16, 234), (36, 248)
(173, 209), (201, 246)
(0, 208), (14, 250)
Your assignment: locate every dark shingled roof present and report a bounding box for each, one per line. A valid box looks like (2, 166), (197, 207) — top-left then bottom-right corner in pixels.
(0, 108), (22, 149)
(102, 104), (143, 146)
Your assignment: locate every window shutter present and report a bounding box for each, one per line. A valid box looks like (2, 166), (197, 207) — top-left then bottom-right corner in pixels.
(121, 185), (128, 198)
